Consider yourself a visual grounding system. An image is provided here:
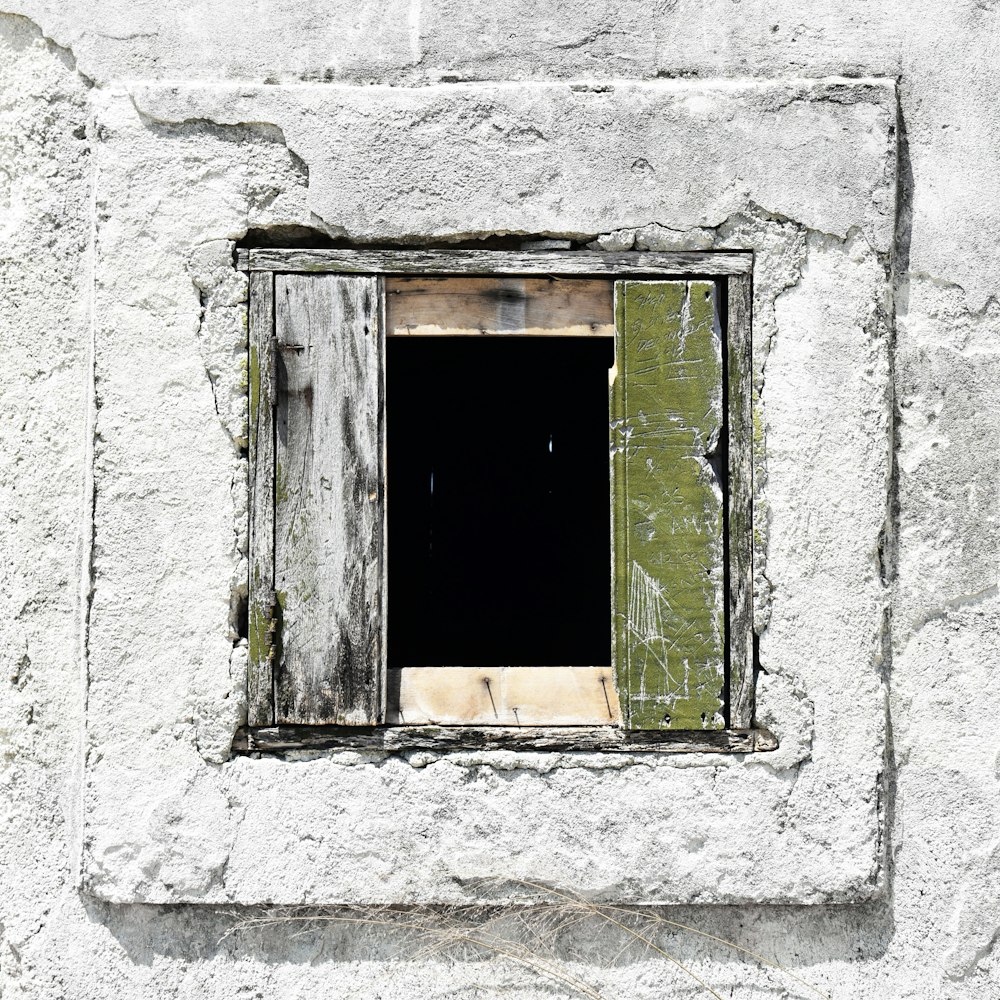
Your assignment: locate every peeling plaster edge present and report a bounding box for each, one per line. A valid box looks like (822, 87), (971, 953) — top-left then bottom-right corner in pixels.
(0, 9), (94, 86)
(900, 584), (1000, 650)
(590, 208), (864, 251)
(897, 270), (1000, 319)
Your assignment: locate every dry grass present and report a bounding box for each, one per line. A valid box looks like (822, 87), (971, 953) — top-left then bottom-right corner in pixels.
(223, 880), (832, 999)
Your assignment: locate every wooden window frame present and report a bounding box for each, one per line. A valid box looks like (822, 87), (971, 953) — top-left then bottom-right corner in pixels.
(237, 249), (772, 755)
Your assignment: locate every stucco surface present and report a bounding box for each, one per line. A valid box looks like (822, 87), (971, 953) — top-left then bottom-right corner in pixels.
(2, 2), (999, 998)
(72, 77), (893, 907)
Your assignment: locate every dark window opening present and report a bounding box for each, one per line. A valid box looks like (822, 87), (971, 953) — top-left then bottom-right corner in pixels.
(386, 336), (614, 668)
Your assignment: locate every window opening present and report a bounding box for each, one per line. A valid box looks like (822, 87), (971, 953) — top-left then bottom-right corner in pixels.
(386, 335), (615, 670)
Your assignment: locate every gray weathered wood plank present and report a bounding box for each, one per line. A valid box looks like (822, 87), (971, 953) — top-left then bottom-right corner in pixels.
(612, 281), (726, 730)
(377, 276), (389, 724)
(274, 274), (384, 725)
(610, 291), (628, 716)
(728, 274), (755, 728)
(247, 271), (276, 726)
(235, 724), (778, 754)
(242, 248), (753, 276)
(385, 276), (614, 336)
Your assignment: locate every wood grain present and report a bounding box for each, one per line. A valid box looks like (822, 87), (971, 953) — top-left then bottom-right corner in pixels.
(385, 276), (613, 337)
(610, 293), (628, 716)
(273, 274), (384, 725)
(235, 724), (778, 754)
(247, 271), (276, 726)
(612, 281), (726, 731)
(241, 248), (753, 277)
(388, 666), (621, 726)
(727, 273), (755, 728)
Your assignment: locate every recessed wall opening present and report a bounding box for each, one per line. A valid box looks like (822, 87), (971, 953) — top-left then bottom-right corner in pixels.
(386, 326), (614, 670)
(241, 252), (756, 743)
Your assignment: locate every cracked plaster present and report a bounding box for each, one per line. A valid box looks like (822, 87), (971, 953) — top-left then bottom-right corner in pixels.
(3, 4), (1000, 998)
(71, 76), (896, 908)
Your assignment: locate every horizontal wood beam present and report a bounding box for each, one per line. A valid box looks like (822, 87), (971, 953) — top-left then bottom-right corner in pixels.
(388, 666), (622, 727)
(236, 248), (754, 276)
(385, 276), (614, 337)
(234, 725), (778, 754)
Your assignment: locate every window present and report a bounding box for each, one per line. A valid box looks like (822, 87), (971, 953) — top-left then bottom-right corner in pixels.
(245, 249), (753, 751)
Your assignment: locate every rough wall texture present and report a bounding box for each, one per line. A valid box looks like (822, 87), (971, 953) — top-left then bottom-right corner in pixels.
(1, 3), (998, 999)
(69, 76), (892, 910)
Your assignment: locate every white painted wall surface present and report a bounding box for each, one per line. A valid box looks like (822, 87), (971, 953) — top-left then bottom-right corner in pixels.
(1, 4), (998, 997)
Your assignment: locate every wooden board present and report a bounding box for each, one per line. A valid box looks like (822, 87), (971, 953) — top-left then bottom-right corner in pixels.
(249, 264), (751, 735)
(387, 667), (620, 726)
(236, 724), (778, 755)
(385, 276), (613, 337)
(247, 271), (276, 726)
(273, 274), (384, 725)
(239, 248), (754, 277)
(612, 281), (726, 730)
(728, 274), (755, 728)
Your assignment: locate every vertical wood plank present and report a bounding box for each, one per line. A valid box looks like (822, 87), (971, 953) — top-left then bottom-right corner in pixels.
(247, 270), (276, 726)
(610, 289), (628, 718)
(612, 281), (726, 730)
(274, 274), (383, 725)
(377, 276), (389, 724)
(728, 274), (754, 728)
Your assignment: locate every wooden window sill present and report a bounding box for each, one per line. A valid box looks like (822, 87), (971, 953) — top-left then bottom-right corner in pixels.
(233, 724), (778, 755)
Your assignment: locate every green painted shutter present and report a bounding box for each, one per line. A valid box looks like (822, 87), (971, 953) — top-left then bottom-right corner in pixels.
(612, 281), (726, 730)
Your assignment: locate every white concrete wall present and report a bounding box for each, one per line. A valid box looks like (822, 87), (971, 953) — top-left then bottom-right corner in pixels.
(1, 4), (998, 997)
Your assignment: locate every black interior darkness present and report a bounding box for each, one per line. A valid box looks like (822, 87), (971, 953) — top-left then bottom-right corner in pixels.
(386, 336), (614, 668)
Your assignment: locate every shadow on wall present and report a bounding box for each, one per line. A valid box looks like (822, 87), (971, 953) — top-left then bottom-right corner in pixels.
(88, 893), (894, 997)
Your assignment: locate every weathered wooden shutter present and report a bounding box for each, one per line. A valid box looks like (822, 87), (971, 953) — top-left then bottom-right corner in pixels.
(248, 272), (384, 726)
(612, 280), (726, 730)
(248, 272), (277, 726)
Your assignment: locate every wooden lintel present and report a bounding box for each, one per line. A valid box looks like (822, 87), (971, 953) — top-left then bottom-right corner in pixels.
(233, 725), (778, 755)
(239, 249), (753, 276)
(385, 276), (614, 337)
